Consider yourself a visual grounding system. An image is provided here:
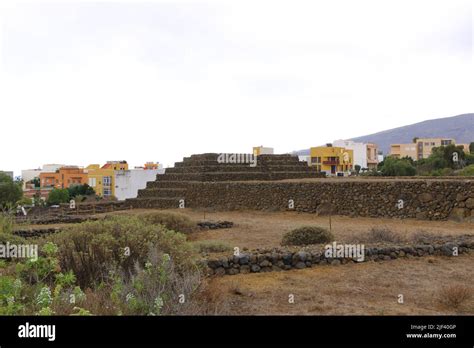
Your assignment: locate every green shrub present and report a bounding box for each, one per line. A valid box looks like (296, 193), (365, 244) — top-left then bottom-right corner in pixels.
(0, 215), (205, 315)
(0, 214), (14, 234)
(47, 216), (197, 288)
(281, 226), (334, 246)
(0, 173), (23, 209)
(459, 165), (474, 176)
(111, 249), (202, 315)
(137, 211), (195, 234)
(0, 232), (26, 245)
(47, 188), (70, 206)
(432, 168), (454, 176)
(0, 276), (25, 315)
(193, 240), (232, 253)
(379, 157), (416, 176)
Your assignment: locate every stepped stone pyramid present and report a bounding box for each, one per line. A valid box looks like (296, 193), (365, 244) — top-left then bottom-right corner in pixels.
(127, 153), (323, 209)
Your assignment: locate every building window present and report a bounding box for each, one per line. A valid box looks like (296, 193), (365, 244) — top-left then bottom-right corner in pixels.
(89, 178), (96, 187)
(103, 188), (112, 196)
(441, 140), (452, 146)
(103, 176), (111, 186)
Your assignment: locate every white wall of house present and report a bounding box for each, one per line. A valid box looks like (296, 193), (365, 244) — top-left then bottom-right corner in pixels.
(21, 169), (42, 183)
(333, 139), (368, 168)
(114, 168), (165, 201)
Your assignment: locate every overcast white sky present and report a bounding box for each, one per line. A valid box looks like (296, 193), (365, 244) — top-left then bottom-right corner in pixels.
(0, 0), (472, 175)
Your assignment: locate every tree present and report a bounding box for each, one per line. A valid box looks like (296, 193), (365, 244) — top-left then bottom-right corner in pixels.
(379, 157), (416, 176)
(354, 165), (361, 174)
(68, 184), (95, 198)
(47, 188), (70, 206)
(0, 173), (23, 209)
(431, 144), (465, 169)
(412, 137), (419, 143)
(469, 142), (474, 154)
(32, 177), (41, 188)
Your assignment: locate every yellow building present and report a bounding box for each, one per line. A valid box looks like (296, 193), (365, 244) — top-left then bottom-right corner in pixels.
(309, 146), (353, 175)
(390, 138), (469, 160)
(86, 161), (128, 197)
(389, 143), (417, 159)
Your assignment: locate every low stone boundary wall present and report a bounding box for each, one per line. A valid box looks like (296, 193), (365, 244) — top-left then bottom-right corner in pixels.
(206, 236), (474, 276)
(15, 215), (99, 225)
(185, 179), (474, 222)
(13, 227), (61, 238)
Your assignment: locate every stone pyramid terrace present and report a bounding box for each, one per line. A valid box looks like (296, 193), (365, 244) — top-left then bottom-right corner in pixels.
(127, 153), (323, 209)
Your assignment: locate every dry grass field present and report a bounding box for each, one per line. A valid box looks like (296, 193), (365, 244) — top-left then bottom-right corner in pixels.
(20, 208), (473, 315)
(200, 254), (474, 315)
(109, 208), (474, 315)
(116, 208), (474, 250)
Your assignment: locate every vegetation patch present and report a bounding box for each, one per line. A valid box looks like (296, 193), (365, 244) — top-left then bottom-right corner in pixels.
(137, 211), (195, 234)
(437, 285), (472, 309)
(0, 215), (204, 315)
(364, 227), (404, 243)
(281, 226), (334, 246)
(193, 240), (233, 253)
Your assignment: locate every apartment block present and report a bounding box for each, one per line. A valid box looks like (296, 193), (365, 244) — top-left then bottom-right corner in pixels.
(39, 166), (88, 189)
(86, 161), (128, 197)
(309, 146), (353, 175)
(389, 144), (417, 160)
(332, 140), (379, 169)
(390, 138), (468, 160)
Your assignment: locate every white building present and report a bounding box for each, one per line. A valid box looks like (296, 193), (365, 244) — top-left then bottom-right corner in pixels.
(253, 146), (274, 155)
(332, 140), (379, 170)
(114, 168), (165, 201)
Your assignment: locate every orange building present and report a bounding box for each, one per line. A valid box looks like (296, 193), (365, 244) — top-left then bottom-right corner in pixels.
(143, 162), (160, 170)
(39, 166), (88, 189)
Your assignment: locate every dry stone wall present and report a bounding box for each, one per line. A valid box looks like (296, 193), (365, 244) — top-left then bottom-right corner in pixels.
(184, 180), (474, 222)
(206, 235), (474, 276)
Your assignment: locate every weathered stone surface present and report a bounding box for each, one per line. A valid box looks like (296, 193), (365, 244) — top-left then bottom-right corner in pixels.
(295, 262), (306, 269)
(449, 208), (469, 222)
(227, 268), (239, 275)
(238, 254), (250, 265)
(214, 267), (226, 276)
(250, 264), (261, 273)
(240, 265), (250, 274)
(418, 193), (433, 203)
(466, 198), (474, 209)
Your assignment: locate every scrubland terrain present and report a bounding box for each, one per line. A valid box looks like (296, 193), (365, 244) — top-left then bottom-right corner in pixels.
(100, 209), (474, 315)
(4, 208), (473, 315)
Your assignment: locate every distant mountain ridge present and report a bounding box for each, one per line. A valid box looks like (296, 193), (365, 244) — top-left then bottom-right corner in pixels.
(294, 113), (474, 155)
